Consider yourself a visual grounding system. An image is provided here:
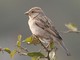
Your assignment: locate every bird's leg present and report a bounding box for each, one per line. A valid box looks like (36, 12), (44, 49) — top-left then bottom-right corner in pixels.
(46, 42), (50, 48)
(46, 41), (52, 48)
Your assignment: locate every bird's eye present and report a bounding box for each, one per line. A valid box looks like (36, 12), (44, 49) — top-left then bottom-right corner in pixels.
(31, 11), (35, 13)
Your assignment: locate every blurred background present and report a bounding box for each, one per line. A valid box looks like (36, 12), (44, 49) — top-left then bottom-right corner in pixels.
(0, 0), (80, 60)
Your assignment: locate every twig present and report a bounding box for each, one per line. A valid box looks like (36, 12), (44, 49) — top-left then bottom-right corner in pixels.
(17, 50), (27, 56)
(47, 51), (50, 60)
(39, 40), (49, 52)
(17, 46), (28, 52)
(20, 46), (28, 52)
(39, 40), (51, 60)
(30, 35), (56, 60)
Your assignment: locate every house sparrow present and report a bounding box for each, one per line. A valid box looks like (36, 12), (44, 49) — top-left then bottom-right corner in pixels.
(24, 7), (71, 56)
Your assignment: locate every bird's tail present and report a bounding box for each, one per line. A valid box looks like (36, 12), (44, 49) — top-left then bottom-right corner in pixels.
(59, 41), (71, 56)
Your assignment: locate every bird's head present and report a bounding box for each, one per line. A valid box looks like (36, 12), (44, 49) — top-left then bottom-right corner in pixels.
(24, 7), (44, 18)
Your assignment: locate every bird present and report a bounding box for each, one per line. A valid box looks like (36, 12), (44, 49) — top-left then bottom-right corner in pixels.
(24, 7), (71, 56)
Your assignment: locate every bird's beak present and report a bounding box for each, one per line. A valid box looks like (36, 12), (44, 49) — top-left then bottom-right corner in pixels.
(24, 11), (29, 15)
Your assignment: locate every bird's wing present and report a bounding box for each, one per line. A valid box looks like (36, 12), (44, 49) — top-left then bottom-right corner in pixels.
(35, 16), (62, 40)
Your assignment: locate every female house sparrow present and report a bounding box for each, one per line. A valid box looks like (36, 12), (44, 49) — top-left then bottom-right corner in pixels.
(24, 7), (70, 56)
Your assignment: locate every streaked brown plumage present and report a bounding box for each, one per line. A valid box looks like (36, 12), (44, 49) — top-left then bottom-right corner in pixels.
(25, 7), (71, 56)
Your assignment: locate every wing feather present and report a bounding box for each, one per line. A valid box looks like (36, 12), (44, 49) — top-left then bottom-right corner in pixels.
(35, 16), (62, 40)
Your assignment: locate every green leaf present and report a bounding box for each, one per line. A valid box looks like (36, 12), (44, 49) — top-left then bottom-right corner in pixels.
(32, 56), (38, 60)
(17, 40), (21, 47)
(27, 52), (44, 57)
(10, 49), (17, 58)
(65, 23), (78, 31)
(50, 41), (54, 49)
(32, 35), (40, 44)
(18, 34), (22, 41)
(22, 36), (33, 44)
(49, 50), (56, 60)
(22, 35), (40, 44)
(4, 48), (11, 54)
(17, 35), (22, 47)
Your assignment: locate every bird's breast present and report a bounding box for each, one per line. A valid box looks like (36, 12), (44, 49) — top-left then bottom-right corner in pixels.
(28, 19), (46, 36)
